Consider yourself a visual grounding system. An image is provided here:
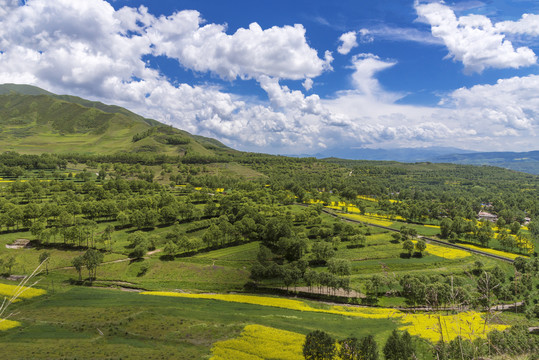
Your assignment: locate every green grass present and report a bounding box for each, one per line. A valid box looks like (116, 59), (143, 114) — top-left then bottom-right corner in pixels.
(0, 91), (229, 157)
(1, 286), (400, 359)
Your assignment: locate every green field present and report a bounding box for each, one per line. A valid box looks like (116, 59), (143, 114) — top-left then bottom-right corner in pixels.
(1, 286), (400, 359)
(0, 87), (537, 359)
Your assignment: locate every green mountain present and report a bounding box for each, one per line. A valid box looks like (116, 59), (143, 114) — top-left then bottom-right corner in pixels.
(0, 83), (232, 156)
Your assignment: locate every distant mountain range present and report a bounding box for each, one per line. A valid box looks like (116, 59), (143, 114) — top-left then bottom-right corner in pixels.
(315, 147), (539, 175)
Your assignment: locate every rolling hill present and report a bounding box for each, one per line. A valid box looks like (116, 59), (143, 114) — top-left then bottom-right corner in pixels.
(0, 83), (233, 157)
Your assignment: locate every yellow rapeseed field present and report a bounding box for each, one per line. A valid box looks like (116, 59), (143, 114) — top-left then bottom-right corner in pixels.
(457, 244), (528, 260)
(426, 244), (471, 259)
(141, 292), (506, 343)
(0, 283), (46, 299)
(399, 311), (509, 343)
(340, 213), (393, 227)
(0, 319), (21, 331)
(411, 241), (471, 260)
(141, 292), (314, 312)
(210, 325), (304, 360)
(356, 195), (378, 202)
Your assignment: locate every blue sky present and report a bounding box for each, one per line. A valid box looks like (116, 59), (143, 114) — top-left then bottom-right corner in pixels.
(0, 0), (538, 154)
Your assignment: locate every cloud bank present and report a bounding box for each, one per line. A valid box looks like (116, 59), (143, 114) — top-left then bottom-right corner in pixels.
(0, 0), (537, 153)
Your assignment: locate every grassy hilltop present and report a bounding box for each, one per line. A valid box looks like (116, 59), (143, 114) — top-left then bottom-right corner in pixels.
(0, 84), (232, 156)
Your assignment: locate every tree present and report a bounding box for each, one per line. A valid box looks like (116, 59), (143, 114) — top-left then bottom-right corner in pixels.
(415, 240), (427, 257)
(402, 240), (414, 257)
(359, 335), (378, 360)
(72, 255), (84, 281)
(39, 252), (50, 275)
(365, 275), (383, 302)
(528, 220), (539, 241)
(30, 220), (47, 241)
(116, 211), (130, 228)
(127, 231), (147, 248)
(4, 256), (16, 275)
(327, 259), (351, 277)
(311, 241), (335, 264)
(390, 232), (402, 243)
(440, 218), (453, 238)
(82, 249), (104, 282)
(497, 228), (514, 251)
(509, 221), (521, 235)
(102, 224), (115, 251)
(132, 241), (149, 259)
(476, 221), (493, 246)
(383, 330), (414, 360)
(476, 271), (499, 313)
(163, 241), (178, 258)
(303, 330), (335, 360)
(349, 234), (366, 248)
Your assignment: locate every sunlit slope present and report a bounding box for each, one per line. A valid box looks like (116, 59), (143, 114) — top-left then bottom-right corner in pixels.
(0, 84), (232, 156)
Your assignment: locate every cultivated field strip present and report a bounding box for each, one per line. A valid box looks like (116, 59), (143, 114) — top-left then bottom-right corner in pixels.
(320, 208), (518, 263)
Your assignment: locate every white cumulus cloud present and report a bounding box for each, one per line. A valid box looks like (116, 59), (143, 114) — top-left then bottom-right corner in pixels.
(349, 54), (398, 100)
(415, 1), (537, 73)
(337, 31), (358, 55)
(496, 14), (539, 37)
(148, 15), (330, 80)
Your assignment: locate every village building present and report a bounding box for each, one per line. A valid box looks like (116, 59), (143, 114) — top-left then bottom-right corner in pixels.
(478, 211), (498, 222)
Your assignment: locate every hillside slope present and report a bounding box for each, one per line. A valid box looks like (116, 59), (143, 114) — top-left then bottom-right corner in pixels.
(0, 83), (232, 156)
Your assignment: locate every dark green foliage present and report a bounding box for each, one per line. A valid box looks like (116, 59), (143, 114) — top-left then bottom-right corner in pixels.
(132, 128), (156, 142)
(359, 335), (379, 360)
(159, 135), (191, 145)
(383, 330), (414, 360)
(303, 330), (335, 360)
(402, 240), (414, 257)
(82, 248), (104, 281)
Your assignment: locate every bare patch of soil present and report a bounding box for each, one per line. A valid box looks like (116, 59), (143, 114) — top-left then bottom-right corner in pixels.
(6, 239), (31, 249)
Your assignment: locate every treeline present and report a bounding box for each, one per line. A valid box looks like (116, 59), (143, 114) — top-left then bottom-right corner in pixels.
(0, 152), (67, 174)
(303, 326), (539, 360)
(363, 257), (539, 318)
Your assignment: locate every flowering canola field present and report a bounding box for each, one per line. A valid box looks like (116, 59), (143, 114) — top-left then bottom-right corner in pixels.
(0, 319), (20, 331)
(457, 244), (528, 260)
(340, 213), (394, 227)
(411, 241), (471, 260)
(0, 283), (47, 300)
(210, 324), (304, 360)
(141, 292), (507, 343)
(0, 283), (46, 331)
(399, 311), (507, 342)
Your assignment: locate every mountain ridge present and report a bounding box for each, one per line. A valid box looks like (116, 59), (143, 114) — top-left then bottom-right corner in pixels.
(0, 83), (232, 157)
